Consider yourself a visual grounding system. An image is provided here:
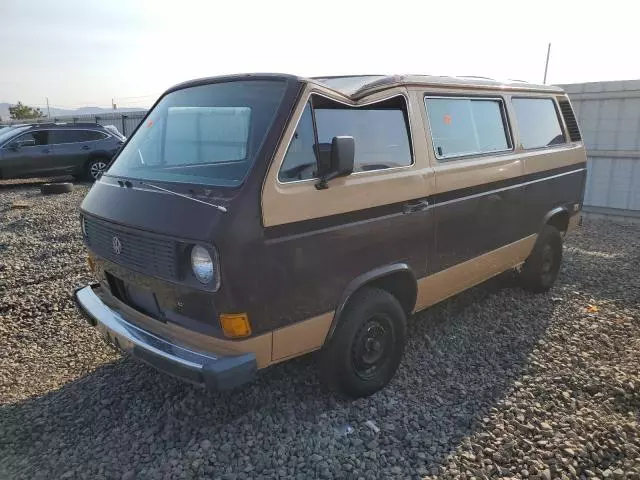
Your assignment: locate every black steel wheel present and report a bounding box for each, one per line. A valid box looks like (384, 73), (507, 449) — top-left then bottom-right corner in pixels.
(319, 287), (406, 398)
(351, 315), (394, 381)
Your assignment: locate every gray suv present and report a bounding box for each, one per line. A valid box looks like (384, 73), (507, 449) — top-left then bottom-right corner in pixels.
(0, 123), (124, 181)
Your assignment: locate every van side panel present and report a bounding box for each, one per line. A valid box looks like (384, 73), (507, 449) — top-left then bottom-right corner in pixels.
(255, 84), (587, 343)
(415, 234), (537, 311)
(520, 146), (587, 232)
(257, 85), (435, 335)
(429, 154), (525, 273)
(430, 155), (586, 272)
(416, 88), (587, 272)
(257, 204), (431, 331)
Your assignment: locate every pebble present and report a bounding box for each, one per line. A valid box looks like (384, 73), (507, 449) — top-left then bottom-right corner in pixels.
(0, 184), (639, 480)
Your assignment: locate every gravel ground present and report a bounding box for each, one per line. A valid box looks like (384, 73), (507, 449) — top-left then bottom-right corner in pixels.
(0, 179), (639, 480)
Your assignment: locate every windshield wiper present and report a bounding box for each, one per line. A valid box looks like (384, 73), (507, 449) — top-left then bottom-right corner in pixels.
(139, 180), (228, 213)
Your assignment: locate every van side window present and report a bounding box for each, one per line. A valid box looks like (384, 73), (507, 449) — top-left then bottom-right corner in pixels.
(279, 102), (318, 182)
(278, 96), (413, 182)
(425, 97), (511, 160)
(314, 102), (412, 172)
(512, 98), (566, 149)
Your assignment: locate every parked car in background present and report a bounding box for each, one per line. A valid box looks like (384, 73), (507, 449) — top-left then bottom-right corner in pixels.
(103, 124), (127, 141)
(0, 124), (25, 135)
(0, 122), (124, 181)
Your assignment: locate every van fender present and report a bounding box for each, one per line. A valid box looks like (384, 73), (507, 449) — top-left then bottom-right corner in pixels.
(325, 263), (417, 343)
(541, 205), (571, 235)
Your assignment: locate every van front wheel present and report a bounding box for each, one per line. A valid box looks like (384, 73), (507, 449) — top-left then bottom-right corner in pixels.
(520, 224), (563, 293)
(319, 287), (406, 398)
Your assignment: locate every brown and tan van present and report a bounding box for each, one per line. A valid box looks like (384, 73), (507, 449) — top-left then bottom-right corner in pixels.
(74, 73), (586, 397)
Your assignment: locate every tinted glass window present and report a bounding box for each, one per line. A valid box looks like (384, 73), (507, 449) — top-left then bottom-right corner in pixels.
(14, 130), (50, 146)
(81, 130), (108, 141)
(0, 126), (30, 146)
(107, 80), (286, 187)
(512, 98), (565, 149)
(50, 130), (86, 144)
(315, 107), (412, 172)
(425, 97), (510, 159)
(279, 102), (317, 182)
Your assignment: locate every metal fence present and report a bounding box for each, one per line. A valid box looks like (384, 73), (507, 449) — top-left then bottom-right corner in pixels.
(560, 80), (640, 222)
(3, 110), (149, 138)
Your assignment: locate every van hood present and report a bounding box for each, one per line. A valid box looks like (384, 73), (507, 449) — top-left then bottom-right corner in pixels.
(80, 176), (233, 241)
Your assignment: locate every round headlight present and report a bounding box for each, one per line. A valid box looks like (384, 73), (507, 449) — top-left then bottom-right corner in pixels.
(191, 245), (214, 284)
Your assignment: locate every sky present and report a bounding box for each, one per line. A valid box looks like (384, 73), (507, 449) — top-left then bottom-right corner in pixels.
(1, 0), (639, 109)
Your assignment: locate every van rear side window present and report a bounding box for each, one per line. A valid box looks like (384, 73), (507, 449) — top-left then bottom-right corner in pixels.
(512, 98), (566, 149)
(425, 97), (511, 160)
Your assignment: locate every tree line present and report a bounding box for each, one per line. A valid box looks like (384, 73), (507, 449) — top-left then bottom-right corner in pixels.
(3, 102), (45, 122)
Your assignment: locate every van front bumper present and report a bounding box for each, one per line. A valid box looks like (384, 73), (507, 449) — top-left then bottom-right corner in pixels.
(73, 284), (257, 390)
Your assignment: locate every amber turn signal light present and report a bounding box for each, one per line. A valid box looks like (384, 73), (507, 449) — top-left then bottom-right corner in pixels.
(220, 313), (251, 338)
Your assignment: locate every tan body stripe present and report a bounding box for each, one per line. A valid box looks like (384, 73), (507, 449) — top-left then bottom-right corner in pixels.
(271, 311), (334, 362)
(415, 235), (537, 312)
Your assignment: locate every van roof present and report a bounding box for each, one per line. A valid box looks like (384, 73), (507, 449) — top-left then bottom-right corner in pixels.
(310, 74), (564, 98)
(166, 73), (564, 101)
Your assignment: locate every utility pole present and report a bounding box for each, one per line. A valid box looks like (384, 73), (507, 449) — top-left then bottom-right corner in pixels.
(543, 43), (551, 84)
(46, 97), (51, 119)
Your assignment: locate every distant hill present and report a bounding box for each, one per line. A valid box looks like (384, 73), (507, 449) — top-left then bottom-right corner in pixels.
(0, 103), (146, 122)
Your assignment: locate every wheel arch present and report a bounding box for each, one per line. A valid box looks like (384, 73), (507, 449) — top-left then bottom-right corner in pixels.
(325, 264), (417, 343)
(542, 206), (571, 234)
(86, 151), (112, 163)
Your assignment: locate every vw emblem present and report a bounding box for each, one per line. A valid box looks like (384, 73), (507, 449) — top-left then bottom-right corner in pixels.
(112, 236), (122, 255)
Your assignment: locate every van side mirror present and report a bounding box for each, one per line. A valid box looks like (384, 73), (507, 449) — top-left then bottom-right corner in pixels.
(315, 136), (355, 190)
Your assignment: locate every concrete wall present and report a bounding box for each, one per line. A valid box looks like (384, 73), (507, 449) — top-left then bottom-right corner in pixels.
(559, 80), (640, 221)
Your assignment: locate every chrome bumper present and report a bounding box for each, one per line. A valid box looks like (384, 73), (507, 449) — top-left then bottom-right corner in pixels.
(74, 284), (256, 390)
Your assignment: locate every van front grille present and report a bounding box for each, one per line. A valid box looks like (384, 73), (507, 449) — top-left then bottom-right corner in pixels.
(559, 100), (582, 142)
(83, 217), (178, 280)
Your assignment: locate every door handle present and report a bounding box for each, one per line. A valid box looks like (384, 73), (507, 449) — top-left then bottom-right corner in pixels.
(402, 199), (430, 214)
(81, 145), (91, 150)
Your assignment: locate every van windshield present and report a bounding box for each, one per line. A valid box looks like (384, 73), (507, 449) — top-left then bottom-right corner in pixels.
(106, 80), (286, 187)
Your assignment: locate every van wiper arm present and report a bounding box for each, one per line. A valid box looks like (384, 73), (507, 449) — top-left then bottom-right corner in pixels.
(139, 181), (228, 213)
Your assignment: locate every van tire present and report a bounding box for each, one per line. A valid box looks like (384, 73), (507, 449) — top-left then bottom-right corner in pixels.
(520, 225), (563, 293)
(41, 182), (74, 195)
(319, 287), (406, 398)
